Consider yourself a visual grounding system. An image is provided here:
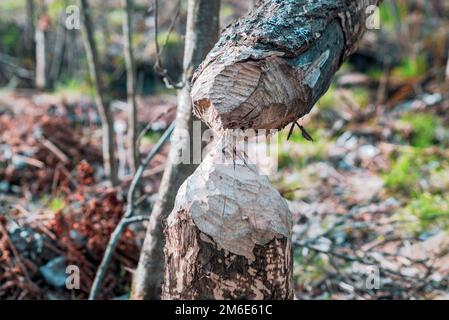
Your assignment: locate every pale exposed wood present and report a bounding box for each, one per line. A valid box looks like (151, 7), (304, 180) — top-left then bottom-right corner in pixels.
(162, 147), (293, 299)
(192, 0), (381, 132)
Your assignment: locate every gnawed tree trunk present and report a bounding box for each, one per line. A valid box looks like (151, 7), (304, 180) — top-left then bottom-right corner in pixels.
(162, 0), (381, 300)
(192, 0), (381, 132)
(162, 146), (293, 299)
(79, 0), (118, 186)
(131, 0), (220, 300)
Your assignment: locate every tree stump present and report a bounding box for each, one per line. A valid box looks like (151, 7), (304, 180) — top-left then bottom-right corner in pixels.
(191, 0), (381, 132)
(162, 146), (293, 299)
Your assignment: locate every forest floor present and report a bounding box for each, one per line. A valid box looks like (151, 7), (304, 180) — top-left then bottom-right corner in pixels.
(1, 61), (449, 299)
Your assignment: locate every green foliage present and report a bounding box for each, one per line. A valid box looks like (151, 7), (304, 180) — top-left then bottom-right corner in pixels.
(384, 154), (420, 195)
(41, 196), (66, 213)
(49, 197), (65, 212)
(156, 31), (183, 51)
(142, 131), (163, 144)
(351, 87), (370, 109)
(367, 67), (384, 81)
(0, 0), (23, 12)
(400, 113), (439, 148)
(393, 56), (427, 80)
(108, 8), (125, 27)
(1, 25), (20, 49)
(399, 193), (449, 234)
(293, 248), (335, 294)
(48, 1), (68, 19)
(277, 128), (331, 171)
(55, 77), (94, 96)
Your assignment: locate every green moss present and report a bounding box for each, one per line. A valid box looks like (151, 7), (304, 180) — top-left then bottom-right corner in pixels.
(293, 248), (335, 291)
(1, 25), (20, 49)
(367, 67), (384, 81)
(142, 131), (163, 144)
(54, 77), (93, 96)
(400, 113), (439, 148)
(351, 87), (371, 109)
(399, 193), (449, 234)
(393, 56), (427, 80)
(156, 31), (183, 51)
(49, 197), (65, 212)
(277, 128), (331, 170)
(384, 154), (420, 195)
(108, 8), (125, 27)
(278, 152), (295, 170)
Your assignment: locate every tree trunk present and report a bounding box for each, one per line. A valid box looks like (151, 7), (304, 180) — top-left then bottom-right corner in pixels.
(161, 0), (381, 300)
(131, 0), (220, 300)
(121, 0), (139, 173)
(35, 4), (48, 90)
(79, 0), (118, 186)
(25, 0), (35, 55)
(446, 49), (449, 82)
(192, 0), (381, 132)
(162, 146), (293, 299)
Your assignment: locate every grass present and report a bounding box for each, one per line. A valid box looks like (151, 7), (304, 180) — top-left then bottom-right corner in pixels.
(399, 193), (449, 234)
(384, 154), (420, 195)
(142, 131), (163, 144)
(351, 87), (371, 109)
(400, 113), (440, 148)
(0, 0), (23, 12)
(277, 128), (331, 170)
(49, 197), (66, 212)
(392, 56), (428, 80)
(54, 77), (94, 97)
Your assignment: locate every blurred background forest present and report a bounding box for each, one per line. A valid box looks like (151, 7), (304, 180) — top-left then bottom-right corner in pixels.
(1, 0), (449, 300)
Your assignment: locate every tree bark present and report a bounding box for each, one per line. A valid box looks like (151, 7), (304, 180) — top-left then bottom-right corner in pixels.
(25, 0), (35, 55)
(121, 0), (139, 173)
(35, 3), (48, 90)
(79, 0), (118, 186)
(192, 0), (381, 132)
(162, 147), (293, 299)
(249, 0), (259, 10)
(446, 48), (449, 82)
(131, 0), (220, 300)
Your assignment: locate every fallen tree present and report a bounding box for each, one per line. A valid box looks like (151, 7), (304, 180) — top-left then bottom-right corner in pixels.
(192, 0), (381, 131)
(162, 0), (381, 300)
